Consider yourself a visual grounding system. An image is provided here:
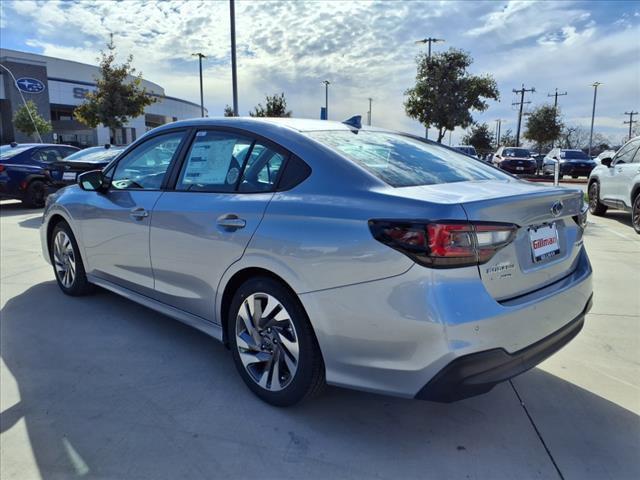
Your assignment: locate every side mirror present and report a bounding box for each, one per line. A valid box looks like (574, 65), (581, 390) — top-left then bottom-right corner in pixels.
(601, 158), (613, 167)
(78, 170), (108, 192)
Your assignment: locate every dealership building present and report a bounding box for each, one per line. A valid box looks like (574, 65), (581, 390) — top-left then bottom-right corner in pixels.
(0, 48), (205, 146)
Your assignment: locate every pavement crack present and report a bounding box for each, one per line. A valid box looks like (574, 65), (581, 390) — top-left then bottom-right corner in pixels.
(509, 380), (565, 480)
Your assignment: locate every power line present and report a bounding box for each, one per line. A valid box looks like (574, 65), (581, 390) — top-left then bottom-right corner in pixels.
(512, 84), (535, 147)
(624, 111), (638, 141)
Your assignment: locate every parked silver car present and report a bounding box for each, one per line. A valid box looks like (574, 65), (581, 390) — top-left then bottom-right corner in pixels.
(588, 136), (640, 233)
(40, 118), (593, 406)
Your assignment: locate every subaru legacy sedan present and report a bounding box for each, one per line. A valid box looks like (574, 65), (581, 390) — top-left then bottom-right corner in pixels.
(40, 118), (592, 406)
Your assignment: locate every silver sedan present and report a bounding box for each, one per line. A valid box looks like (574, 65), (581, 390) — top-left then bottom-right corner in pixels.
(40, 117), (593, 406)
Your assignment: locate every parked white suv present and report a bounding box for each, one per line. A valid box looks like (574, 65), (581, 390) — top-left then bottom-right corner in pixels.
(588, 136), (640, 233)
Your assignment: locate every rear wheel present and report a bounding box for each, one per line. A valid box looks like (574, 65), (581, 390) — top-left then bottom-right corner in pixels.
(50, 221), (94, 296)
(227, 277), (325, 406)
(632, 194), (640, 234)
(22, 180), (46, 208)
(588, 182), (607, 216)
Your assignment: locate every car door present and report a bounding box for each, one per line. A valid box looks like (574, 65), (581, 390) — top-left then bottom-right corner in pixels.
(600, 140), (639, 203)
(77, 130), (187, 295)
(149, 129), (288, 322)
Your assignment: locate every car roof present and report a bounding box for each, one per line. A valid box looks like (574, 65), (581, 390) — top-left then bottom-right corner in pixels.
(151, 116), (389, 134)
(1, 143), (77, 149)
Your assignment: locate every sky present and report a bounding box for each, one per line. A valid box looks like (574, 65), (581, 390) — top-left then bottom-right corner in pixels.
(1, 0), (639, 145)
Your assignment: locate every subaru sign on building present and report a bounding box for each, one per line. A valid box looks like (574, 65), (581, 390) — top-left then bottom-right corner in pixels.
(16, 77), (46, 94)
(0, 48), (205, 146)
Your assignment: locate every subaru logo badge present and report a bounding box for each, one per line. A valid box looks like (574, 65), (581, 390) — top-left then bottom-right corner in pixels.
(551, 201), (564, 217)
(16, 77), (46, 94)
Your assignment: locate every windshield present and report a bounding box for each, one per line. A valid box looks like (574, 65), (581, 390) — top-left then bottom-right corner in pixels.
(503, 148), (531, 157)
(561, 150), (589, 160)
(64, 146), (125, 163)
(308, 131), (511, 187)
(0, 145), (33, 160)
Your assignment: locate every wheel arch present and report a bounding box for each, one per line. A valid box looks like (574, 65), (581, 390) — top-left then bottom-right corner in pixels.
(631, 182), (640, 205)
(218, 267), (305, 347)
(44, 211), (86, 266)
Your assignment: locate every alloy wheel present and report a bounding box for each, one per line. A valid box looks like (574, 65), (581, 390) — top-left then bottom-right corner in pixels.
(633, 196), (640, 232)
(53, 230), (76, 288)
(589, 184), (598, 211)
(235, 292), (299, 391)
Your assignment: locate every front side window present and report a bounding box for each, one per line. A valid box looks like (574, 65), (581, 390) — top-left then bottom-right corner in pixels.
(238, 142), (286, 192)
(613, 140), (639, 165)
(308, 130), (510, 187)
(111, 131), (184, 190)
(176, 131), (252, 192)
(32, 148), (66, 163)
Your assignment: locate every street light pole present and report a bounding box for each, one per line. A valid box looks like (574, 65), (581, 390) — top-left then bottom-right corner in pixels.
(0, 62), (43, 143)
(322, 80), (330, 120)
(367, 97), (372, 126)
(415, 37), (444, 140)
(191, 53), (206, 117)
(588, 82), (602, 158)
(229, 0), (239, 116)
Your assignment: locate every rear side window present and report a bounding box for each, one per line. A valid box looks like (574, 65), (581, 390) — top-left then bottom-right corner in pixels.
(177, 131), (252, 192)
(238, 142), (286, 192)
(308, 131), (510, 187)
(0, 145), (32, 160)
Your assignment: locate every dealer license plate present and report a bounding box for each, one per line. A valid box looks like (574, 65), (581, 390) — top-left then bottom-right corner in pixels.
(62, 172), (77, 181)
(529, 223), (560, 262)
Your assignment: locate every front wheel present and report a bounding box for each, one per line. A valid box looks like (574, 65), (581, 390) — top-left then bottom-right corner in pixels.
(50, 221), (94, 296)
(228, 277), (325, 406)
(588, 182), (607, 216)
(632, 194), (640, 234)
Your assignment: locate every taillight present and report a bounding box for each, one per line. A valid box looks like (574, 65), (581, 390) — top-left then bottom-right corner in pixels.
(369, 220), (517, 268)
(0, 164), (4, 172)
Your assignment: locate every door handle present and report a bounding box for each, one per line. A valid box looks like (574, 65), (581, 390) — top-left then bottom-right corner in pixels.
(217, 214), (246, 230)
(130, 207), (149, 220)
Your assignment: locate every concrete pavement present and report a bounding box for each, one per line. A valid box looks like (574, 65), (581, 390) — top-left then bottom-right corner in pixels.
(1, 199), (639, 480)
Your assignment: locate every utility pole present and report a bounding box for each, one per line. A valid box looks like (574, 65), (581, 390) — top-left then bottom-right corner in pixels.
(588, 82), (602, 157)
(512, 84), (535, 147)
(448, 130), (452, 146)
(229, 0), (239, 116)
(322, 80), (330, 120)
(191, 53), (206, 117)
(367, 97), (372, 126)
(624, 111), (638, 141)
(415, 37), (444, 140)
(495, 119), (503, 146)
(547, 88), (567, 147)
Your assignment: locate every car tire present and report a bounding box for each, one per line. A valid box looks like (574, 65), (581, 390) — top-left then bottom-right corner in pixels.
(632, 194), (640, 234)
(588, 181), (607, 216)
(227, 277), (325, 406)
(50, 221), (95, 296)
(22, 180), (46, 208)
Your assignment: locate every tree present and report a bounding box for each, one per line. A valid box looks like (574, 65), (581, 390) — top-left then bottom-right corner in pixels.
(249, 92), (292, 117)
(13, 100), (52, 140)
(404, 49), (499, 143)
(500, 129), (516, 147)
(560, 125), (590, 150)
(74, 38), (156, 140)
(461, 123), (494, 154)
(524, 105), (563, 152)
(223, 105), (234, 117)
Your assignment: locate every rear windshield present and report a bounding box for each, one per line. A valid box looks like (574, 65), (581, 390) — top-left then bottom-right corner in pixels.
(308, 131), (511, 187)
(503, 148), (531, 157)
(0, 145), (32, 160)
(561, 150), (589, 160)
(64, 147), (125, 163)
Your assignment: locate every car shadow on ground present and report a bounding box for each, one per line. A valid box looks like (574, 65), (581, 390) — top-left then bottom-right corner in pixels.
(17, 216), (43, 229)
(600, 210), (634, 230)
(0, 201), (42, 218)
(1, 282), (638, 479)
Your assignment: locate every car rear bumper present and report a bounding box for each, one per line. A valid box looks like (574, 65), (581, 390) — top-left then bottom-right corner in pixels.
(416, 294), (591, 402)
(299, 247), (592, 400)
(500, 163), (537, 174)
